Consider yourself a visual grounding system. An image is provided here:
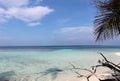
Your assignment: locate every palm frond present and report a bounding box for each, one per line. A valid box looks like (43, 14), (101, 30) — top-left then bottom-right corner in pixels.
(94, 0), (120, 41)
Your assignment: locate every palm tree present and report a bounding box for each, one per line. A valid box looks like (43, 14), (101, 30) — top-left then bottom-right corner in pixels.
(94, 0), (120, 41)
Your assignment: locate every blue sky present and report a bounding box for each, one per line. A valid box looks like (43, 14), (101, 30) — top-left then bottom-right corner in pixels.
(0, 0), (119, 46)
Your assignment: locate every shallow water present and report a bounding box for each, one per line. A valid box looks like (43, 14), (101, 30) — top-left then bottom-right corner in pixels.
(0, 46), (120, 81)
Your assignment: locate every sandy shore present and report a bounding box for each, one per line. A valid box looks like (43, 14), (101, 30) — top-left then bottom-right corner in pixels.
(0, 72), (113, 81)
(0, 75), (100, 81)
(114, 52), (120, 56)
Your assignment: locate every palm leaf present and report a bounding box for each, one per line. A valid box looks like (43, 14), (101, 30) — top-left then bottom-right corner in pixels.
(94, 0), (120, 41)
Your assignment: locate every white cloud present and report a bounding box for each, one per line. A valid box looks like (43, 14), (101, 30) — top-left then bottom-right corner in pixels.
(0, 0), (54, 26)
(0, 6), (53, 23)
(28, 22), (41, 27)
(58, 26), (93, 33)
(8, 7), (53, 22)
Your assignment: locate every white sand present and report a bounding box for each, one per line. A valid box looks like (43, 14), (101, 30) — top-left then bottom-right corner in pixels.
(54, 76), (100, 81)
(1, 72), (113, 81)
(114, 52), (120, 56)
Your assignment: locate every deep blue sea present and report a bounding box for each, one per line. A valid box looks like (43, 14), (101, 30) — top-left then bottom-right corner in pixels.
(0, 45), (120, 81)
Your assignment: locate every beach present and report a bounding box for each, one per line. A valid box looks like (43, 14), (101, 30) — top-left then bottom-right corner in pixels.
(0, 46), (119, 81)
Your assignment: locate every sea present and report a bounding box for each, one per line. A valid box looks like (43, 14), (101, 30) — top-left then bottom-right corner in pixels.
(0, 45), (120, 81)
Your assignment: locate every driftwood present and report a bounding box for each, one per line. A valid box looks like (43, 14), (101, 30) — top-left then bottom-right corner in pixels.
(38, 53), (120, 81)
(70, 53), (120, 81)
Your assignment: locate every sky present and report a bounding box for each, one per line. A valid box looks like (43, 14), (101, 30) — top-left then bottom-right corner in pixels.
(0, 0), (119, 46)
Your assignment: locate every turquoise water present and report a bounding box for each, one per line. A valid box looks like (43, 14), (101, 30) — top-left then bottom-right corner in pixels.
(0, 46), (120, 81)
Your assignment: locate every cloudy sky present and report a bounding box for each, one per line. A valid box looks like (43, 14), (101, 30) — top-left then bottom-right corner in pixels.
(0, 0), (119, 46)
